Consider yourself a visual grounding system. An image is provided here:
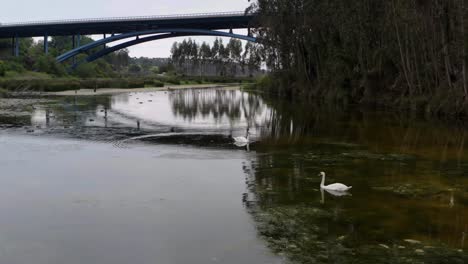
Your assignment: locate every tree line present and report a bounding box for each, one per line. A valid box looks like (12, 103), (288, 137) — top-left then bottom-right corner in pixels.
(170, 38), (262, 77)
(248, 0), (468, 115)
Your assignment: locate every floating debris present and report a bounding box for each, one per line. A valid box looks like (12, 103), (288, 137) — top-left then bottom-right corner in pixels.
(414, 249), (425, 255)
(404, 239), (422, 244)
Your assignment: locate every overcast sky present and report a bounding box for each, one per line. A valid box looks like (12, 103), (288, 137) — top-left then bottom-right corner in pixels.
(0, 0), (251, 58)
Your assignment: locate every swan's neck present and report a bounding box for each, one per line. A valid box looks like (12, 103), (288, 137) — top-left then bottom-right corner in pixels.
(320, 174), (325, 187)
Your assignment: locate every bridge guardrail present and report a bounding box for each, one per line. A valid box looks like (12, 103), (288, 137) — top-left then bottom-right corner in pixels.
(0, 11), (249, 27)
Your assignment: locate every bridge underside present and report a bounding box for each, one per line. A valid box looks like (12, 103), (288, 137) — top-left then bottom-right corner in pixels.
(0, 13), (254, 38)
(0, 12), (256, 67)
(56, 28), (256, 67)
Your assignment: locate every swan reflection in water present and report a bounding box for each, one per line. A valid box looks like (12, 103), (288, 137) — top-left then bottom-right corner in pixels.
(321, 188), (352, 204)
(234, 141), (250, 152)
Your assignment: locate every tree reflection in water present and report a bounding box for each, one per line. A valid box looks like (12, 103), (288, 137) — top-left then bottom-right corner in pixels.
(169, 88), (267, 131)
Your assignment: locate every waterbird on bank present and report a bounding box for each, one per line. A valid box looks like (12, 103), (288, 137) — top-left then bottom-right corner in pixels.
(233, 131), (250, 144)
(319, 172), (352, 192)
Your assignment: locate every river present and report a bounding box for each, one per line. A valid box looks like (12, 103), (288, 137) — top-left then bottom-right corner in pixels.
(0, 87), (467, 263)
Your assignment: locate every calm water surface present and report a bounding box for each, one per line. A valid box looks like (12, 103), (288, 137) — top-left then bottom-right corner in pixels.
(0, 87), (467, 263)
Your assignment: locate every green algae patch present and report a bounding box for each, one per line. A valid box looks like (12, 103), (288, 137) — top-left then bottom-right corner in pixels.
(248, 204), (467, 264)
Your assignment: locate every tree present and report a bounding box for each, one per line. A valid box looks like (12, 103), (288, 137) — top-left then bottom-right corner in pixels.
(248, 0), (468, 111)
(199, 42), (212, 75)
(128, 64), (142, 74)
(75, 63), (96, 78)
(227, 39), (243, 76)
(34, 55), (66, 76)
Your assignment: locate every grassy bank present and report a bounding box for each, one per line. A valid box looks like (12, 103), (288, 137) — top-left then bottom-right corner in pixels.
(0, 72), (256, 94)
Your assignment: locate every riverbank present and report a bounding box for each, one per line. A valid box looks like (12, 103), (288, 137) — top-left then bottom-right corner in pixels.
(250, 74), (468, 121)
(0, 75), (256, 94)
(50, 84), (240, 96)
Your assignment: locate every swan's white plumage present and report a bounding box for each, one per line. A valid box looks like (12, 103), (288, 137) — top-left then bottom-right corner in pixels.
(319, 172), (352, 192)
(233, 136), (249, 144)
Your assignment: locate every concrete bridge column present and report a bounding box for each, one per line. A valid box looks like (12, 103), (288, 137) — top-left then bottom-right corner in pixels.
(72, 34), (81, 65)
(11, 38), (14, 56)
(76, 34), (81, 47)
(44, 34), (49, 55)
(102, 34), (107, 50)
(13, 36), (19, 57)
(72, 35), (76, 65)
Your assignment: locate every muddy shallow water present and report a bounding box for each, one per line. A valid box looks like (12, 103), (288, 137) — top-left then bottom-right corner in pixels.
(0, 87), (467, 263)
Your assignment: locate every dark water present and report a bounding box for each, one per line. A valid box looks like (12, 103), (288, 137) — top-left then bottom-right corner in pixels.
(0, 87), (467, 263)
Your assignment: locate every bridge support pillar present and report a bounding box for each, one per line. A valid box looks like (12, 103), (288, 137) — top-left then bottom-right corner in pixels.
(75, 34), (81, 48)
(247, 28), (251, 37)
(13, 36), (19, 57)
(72, 34), (81, 49)
(44, 34), (49, 55)
(102, 34), (107, 50)
(72, 36), (76, 65)
(72, 34), (81, 65)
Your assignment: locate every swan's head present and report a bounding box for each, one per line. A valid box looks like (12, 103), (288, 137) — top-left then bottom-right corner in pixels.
(318, 172), (326, 177)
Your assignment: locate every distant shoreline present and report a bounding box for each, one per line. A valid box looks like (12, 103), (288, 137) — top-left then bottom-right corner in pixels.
(49, 83), (240, 96)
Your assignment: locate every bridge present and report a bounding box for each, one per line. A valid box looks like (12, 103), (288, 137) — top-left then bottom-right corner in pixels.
(0, 11), (256, 66)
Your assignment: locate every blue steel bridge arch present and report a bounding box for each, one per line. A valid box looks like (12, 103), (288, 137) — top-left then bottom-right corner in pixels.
(56, 28), (257, 65)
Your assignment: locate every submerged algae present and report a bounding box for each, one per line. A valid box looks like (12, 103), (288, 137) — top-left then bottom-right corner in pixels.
(248, 204), (467, 264)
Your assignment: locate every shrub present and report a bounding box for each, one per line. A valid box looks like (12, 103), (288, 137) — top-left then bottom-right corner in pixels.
(0, 88), (8, 97)
(0, 61), (5, 77)
(4, 61), (25, 73)
(43, 80), (80, 92)
(127, 79), (145, 88)
(153, 80), (164, 87)
(75, 63), (96, 78)
(34, 56), (66, 77)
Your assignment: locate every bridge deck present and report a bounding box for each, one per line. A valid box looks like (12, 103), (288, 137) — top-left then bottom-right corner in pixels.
(0, 12), (254, 38)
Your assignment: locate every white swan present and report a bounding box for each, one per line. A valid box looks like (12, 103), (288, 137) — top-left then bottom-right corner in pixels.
(319, 172), (352, 192)
(233, 135), (249, 144)
(233, 130), (250, 144)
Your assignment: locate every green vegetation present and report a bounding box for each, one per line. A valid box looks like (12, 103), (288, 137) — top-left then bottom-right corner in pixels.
(0, 35), (258, 95)
(248, 0), (468, 116)
(0, 88), (8, 98)
(0, 74), (255, 93)
(0, 36), (132, 79)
